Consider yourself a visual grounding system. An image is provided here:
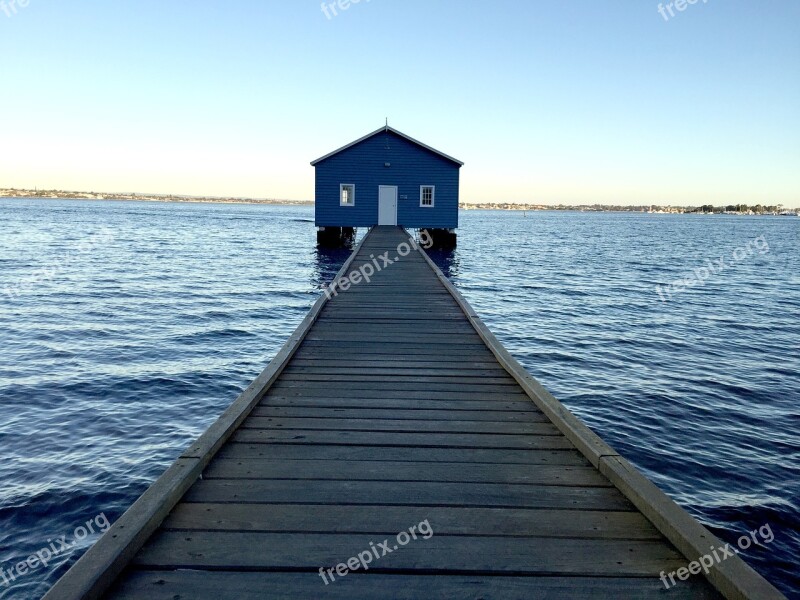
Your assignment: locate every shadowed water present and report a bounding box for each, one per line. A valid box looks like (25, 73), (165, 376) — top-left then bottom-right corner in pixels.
(0, 199), (797, 598)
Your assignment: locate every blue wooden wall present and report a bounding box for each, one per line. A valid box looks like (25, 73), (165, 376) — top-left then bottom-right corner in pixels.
(314, 130), (460, 229)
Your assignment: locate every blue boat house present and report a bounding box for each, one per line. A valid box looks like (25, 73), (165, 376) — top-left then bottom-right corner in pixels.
(311, 125), (463, 246)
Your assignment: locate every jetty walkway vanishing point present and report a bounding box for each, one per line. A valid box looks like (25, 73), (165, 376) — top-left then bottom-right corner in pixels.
(45, 226), (785, 599)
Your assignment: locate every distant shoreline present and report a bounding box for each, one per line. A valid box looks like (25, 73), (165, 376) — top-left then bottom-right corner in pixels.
(0, 189), (313, 206)
(1, 189), (797, 214)
(462, 204), (799, 215)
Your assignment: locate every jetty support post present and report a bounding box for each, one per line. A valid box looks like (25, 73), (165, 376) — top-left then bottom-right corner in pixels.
(317, 226), (355, 247)
(421, 228), (457, 249)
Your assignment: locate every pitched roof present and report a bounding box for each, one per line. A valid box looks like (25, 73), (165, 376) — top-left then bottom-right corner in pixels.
(310, 125), (464, 167)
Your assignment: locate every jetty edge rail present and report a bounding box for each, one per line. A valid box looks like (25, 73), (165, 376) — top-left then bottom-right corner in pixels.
(413, 245), (785, 600)
(42, 225), (786, 600)
(41, 231), (373, 600)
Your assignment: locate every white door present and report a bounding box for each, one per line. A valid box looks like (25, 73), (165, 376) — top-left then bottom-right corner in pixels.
(378, 186), (398, 226)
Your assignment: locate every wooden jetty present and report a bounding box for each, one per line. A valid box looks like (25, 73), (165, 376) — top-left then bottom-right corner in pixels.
(45, 226), (785, 599)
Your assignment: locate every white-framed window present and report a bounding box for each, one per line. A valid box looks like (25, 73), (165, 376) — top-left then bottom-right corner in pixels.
(420, 185), (435, 207)
(340, 184), (355, 206)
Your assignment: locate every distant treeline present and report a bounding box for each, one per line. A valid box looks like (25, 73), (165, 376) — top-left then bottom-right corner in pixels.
(460, 202), (796, 213)
(692, 204), (784, 214)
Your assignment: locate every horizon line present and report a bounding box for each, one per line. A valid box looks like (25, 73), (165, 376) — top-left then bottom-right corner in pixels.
(0, 187), (797, 211)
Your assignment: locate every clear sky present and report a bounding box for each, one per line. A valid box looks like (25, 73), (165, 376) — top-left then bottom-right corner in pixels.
(1, 0), (798, 205)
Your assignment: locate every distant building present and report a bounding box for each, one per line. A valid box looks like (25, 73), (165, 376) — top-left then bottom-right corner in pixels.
(311, 125), (463, 245)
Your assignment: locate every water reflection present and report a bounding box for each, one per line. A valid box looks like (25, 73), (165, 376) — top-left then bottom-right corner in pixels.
(311, 231), (460, 289)
(311, 241), (355, 290)
(424, 247), (460, 279)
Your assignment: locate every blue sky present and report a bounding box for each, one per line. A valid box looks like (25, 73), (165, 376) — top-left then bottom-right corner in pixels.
(1, 0), (798, 205)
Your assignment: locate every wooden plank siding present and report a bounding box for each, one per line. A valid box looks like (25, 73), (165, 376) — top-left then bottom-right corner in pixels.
(313, 128), (460, 228)
(44, 226), (785, 600)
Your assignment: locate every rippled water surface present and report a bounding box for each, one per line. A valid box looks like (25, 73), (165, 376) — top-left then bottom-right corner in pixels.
(1, 199), (798, 598)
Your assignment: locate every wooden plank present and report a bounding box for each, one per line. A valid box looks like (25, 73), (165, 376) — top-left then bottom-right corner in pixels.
(327, 303), (452, 309)
(239, 417), (558, 435)
(215, 443), (590, 466)
(258, 396), (538, 411)
(298, 341), (490, 351)
(288, 359), (506, 369)
(291, 351), (502, 362)
(282, 367), (507, 377)
(322, 304), (461, 309)
(231, 429), (572, 449)
(107, 571), (723, 600)
(316, 315), (469, 322)
(301, 340), (491, 349)
(202, 458), (611, 486)
(307, 313), (469, 319)
(277, 374), (519, 385)
(302, 330), (484, 342)
(292, 349), (495, 359)
(306, 333), (482, 341)
(318, 304), (466, 309)
(303, 334), (487, 344)
(132, 532), (684, 576)
(268, 381), (522, 392)
(312, 320), (477, 328)
(309, 328), (478, 336)
(261, 388), (533, 400)
(249, 406), (546, 421)
(163, 503), (657, 538)
(183, 479), (634, 510)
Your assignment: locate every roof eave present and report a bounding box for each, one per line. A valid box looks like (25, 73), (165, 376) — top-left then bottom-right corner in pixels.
(310, 125), (464, 167)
